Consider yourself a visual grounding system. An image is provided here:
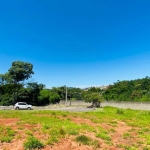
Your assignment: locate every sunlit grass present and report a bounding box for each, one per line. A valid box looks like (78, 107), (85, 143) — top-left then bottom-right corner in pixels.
(0, 126), (16, 143)
(0, 106), (150, 149)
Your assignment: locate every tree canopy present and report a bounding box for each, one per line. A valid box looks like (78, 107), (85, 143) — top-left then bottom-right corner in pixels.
(8, 61), (34, 84)
(1, 61), (150, 106)
(104, 77), (150, 102)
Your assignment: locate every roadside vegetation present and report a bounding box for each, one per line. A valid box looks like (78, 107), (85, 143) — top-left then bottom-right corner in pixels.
(104, 77), (150, 102)
(0, 106), (150, 149)
(1, 61), (150, 107)
(0, 61), (103, 107)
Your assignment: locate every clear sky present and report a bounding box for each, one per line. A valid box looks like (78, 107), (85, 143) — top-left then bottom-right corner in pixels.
(0, 0), (150, 88)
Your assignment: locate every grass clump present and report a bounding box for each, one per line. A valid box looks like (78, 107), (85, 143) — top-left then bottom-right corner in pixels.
(117, 144), (137, 150)
(116, 109), (124, 115)
(0, 126), (15, 143)
(0, 136), (13, 143)
(47, 136), (58, 145)
(59, 126), (66, 136)
(143, 146), (150, 150)
(92, 140), (101, 149)
(96, 133), (111, 141)
(96, 126), (111, 142)
(68, 129), (79, 135)
(25, 130), (33, 136)
(42, 123), (50, 130)
(123, 132), (132, 139)
(75, 135), (92, 145)
(24, 136), (44, 150)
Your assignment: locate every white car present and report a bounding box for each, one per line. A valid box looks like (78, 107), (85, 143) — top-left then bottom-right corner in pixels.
(14, 102), (32, 110)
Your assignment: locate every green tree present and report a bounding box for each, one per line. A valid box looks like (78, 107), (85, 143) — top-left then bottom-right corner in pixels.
(49, 92), (60, 104)
(8, 61), (34, 103)
(85, 93), (103, 107)
(38, 89), (50, 105)
(104, 76), (150, 102)
(8, 61), (34, 84)
(26, 82), (45, 105)
(0, 61), (34, 105)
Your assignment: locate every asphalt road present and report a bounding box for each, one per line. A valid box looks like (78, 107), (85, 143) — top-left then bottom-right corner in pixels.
(0, 106), (95, 112)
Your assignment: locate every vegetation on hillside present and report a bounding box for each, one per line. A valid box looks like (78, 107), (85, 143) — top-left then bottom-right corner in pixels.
(104, 77), (150, 102)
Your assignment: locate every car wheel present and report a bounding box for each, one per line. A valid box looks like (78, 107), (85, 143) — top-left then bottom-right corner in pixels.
(15, 107), (19, 110)
(27, 107), (31, 110)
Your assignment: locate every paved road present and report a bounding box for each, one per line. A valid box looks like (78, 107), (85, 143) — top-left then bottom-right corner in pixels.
(43, 107), (95, 112)
(0, 106), (95, 112)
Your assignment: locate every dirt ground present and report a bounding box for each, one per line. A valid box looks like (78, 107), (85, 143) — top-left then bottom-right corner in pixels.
(0, 117), (146, 150)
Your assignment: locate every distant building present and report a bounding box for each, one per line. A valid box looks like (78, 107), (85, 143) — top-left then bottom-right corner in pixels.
(83, 85), (109, 91)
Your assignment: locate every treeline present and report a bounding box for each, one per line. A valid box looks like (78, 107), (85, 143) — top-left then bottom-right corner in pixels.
(104, 77), (150, 102)
(0, 61), (89, 106)
(1, 61), (150, 106)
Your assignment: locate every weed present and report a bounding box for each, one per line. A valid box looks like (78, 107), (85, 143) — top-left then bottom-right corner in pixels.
(24, 136), (44, 150)
(59, 126), (67, 136)
(123, 132), (132, 139)
(109, 120), (118, 125)
(143, 146), (150, 150)
(47, 136), (58, 145)
(92, 140), (101, 149)
(25, 130), (33, 136)
(116, 144), (137, 150)
(17, 126), (24, 130)
(49, 129), (59, 136)
(42, 123), (50, 130)
(0, 136), (13, 143)
(68, 130), (79, 135)
(16, 134), (22, 139)
(96, 133), (111, 141)
(147, 141), (150, 145)
(0, 126), (15, 143)
(116, 109), (124, 115)
(75, 135), (92, 145)
(62, 113), (67, 117)
(105, 140), (113, 146)
(51, 111), (56, 115)
(109, 128), (116, 133)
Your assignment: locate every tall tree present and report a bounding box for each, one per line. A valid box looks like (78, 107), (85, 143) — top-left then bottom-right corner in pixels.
(8, 61), (34, 84)
(6, 61), (34, 103)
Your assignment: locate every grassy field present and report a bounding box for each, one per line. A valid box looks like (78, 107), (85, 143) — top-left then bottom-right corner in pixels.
(0, 106), (150, 150)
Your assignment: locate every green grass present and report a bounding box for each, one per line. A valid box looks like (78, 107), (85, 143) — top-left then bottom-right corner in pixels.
(0, 107), (150, 149)
(96, 132), (111, 141)
(0, 126), (16, 143)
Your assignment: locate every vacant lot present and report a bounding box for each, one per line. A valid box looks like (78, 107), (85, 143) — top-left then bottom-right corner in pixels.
(0, 107), (150, 150)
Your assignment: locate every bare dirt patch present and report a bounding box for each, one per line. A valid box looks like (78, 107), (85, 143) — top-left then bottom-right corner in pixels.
(71, 117), (96, 127)
(0, 118), (19, 126)
(0, 117), (147, 150)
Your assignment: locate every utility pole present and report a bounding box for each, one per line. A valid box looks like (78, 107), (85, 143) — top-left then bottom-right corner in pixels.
(65, 86), (67, 105)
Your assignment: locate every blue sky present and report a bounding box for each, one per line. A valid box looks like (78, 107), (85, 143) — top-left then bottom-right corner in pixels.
(0, 0), (150, 88)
